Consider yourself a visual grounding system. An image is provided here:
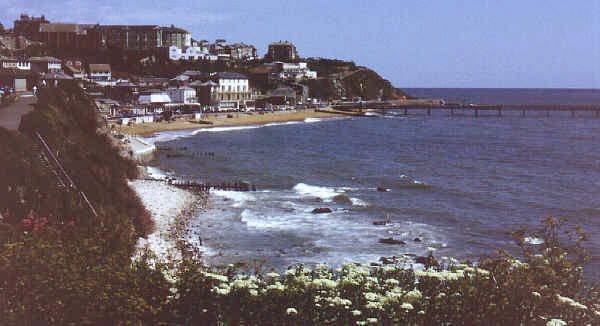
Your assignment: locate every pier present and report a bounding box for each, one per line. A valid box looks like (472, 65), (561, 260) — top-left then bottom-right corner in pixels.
(333, 100), (600, 118)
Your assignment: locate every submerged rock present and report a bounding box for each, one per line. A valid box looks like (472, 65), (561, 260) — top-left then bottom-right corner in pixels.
(378, 237), (406, 245)
(312, 207), (332, 214)
(333, 194), (352, 204)
(373, 220), (390, 226)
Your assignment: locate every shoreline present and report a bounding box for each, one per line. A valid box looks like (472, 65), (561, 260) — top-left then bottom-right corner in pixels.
(115, 108), (345, 136)
(130, 178), (208, 262)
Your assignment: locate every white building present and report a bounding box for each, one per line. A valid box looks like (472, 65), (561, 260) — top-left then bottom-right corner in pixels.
(88, 64), (111, 83)
(0, 57), (31, 70)
(215, 72), (250, 110)
(166, 86), (196, 104)
(280, 62), (317, 80)
(169, 45), (215, 61)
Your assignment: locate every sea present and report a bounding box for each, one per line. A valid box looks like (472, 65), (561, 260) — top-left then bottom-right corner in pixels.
(146, 88), (600, 278)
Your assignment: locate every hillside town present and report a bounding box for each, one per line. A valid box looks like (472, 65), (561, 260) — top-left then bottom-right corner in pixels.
(0, 14), (333, 121)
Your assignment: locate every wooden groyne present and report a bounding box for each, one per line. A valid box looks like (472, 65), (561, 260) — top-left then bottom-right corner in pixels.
(141, 178), (257, 192)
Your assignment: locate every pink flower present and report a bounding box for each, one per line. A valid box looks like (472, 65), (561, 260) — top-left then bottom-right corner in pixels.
(58, 244), (62, 248)
(27, 213), (34, 219)
(67, 220), (75, 226)
(40, 217), (48, 225)
(33, 223), (40, 232)
(22, 218), (32, 226)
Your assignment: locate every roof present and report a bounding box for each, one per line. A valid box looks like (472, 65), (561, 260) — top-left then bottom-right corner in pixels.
(89, 64), (111, 72)
(268, 87), (296, 97)
(39, 23), (80, 33)
(42, 72), (73, 80)
(216, 72), (248, 80)
(30, 56), (61, 63)
(182, 70), (210, 77)
(64, 65), (84, 74)
(100, 25), (159, 30)
(95, 98), (120, 106)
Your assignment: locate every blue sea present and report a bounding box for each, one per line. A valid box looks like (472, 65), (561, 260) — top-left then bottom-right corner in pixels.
(147, 88), (600, 278)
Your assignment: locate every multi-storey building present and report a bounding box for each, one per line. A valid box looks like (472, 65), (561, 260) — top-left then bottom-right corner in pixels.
(265, 41), (298, 62)
(214, 72), (250, 110)
(0, 57), (31, 70)
(88, 64), (111, 82)
(229, 43), (257, 61)
(279, 62), (317, 80)
(38, 23), (100, 49)
(166, 86), (196, 104)
(99, 25), (190, 50)
(63, 58), (86, 79)
(13, 14), (49, 40)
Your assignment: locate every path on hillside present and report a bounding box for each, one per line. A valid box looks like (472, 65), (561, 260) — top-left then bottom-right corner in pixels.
(0, 92), (37, 131)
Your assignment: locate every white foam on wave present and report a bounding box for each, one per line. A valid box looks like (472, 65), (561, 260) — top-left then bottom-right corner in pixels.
(264, 121), (302, 127)
(212, 190), (256, 207)
(524, 237), (544, 245)
(350, 197), (368, 206)
(293, 183), (341, 202)
(304, 118), (324, 123)
(192, 125), (261, 135)
(146, 166), (169, 179)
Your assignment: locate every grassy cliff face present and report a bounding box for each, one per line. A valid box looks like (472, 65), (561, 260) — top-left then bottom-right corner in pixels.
(2, 84), (152, 243)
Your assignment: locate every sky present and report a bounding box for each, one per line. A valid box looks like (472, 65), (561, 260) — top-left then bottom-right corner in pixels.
(2, 0), (599, 88)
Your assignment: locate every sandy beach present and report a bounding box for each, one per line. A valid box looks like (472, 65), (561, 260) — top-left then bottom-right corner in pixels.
(116, 109), (345, 136)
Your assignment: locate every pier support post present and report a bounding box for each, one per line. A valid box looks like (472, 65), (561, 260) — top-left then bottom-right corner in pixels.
(427, 108), (431, 116)
(404, 108), (408, 115)
(547, 110), (550, 118)
(474, 109), (478, 118)
(497, 106), (502, 117)
(571, 109), (575, 118)
(522, 109), (526, 117)
(450, 108), (454, 116)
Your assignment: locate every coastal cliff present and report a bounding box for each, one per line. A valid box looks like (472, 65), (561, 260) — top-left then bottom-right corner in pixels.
(304, 58), (409, 100)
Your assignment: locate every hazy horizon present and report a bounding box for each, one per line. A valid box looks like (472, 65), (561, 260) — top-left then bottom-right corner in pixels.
(3, 0), (599, 89)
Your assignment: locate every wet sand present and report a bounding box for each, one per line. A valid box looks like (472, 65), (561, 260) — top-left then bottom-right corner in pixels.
(116, 109), (344, 136)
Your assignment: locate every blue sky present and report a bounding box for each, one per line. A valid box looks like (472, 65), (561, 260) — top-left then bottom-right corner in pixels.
(3, 0), (599, 88)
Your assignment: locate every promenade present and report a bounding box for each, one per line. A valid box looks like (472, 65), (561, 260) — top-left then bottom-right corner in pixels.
(0, 92), (37, 131)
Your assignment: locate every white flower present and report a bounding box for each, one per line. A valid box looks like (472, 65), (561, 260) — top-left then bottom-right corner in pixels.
(249, 289), (258, 296)
(427, 247), (436, 252)
(286, 307), (298, 316)
(367, 318), (378, 324)
(418, 310), (425, 315)
(401, 302), (414, 310)
(351, 310), (362, 316)
(532, 292), (541, 298)
(385, 278), (400, 286)
(267, 272), (280, 278)
(556, 294), (587, 310)
(404, 289), (422, 303)
(546, 319), (567, 326)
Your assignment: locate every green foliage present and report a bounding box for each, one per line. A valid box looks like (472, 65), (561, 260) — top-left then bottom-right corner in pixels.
(0, 86), (597, 325)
